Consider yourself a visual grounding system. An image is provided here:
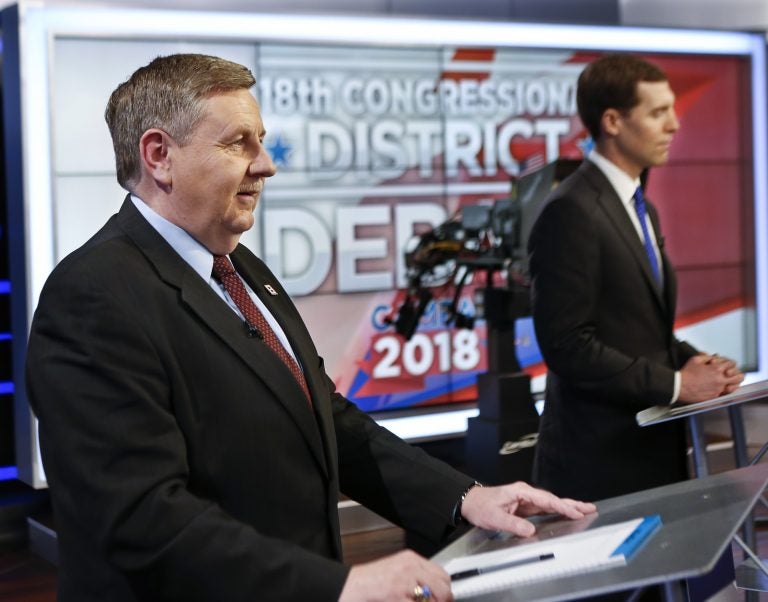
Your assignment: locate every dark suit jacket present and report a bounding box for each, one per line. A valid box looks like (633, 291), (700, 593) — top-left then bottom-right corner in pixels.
(26, 198), (473, 602)
(528, 160), (698, 502)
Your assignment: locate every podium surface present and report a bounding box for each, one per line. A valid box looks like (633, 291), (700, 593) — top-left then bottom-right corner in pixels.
(433, 463), (768, 601)
(636, 379), (768, 427)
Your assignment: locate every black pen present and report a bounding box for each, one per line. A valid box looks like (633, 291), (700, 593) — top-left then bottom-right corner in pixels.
(450, 552), (555, 581)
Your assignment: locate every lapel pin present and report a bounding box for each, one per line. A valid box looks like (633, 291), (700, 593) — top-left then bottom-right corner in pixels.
(264, 284), (278, 296)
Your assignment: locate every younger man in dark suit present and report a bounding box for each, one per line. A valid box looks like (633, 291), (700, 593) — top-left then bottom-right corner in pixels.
(528, 53), (744, 503)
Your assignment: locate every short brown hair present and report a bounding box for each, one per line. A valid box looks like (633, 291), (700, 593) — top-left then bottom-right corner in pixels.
(576, 53), (668, 142)
(105, 53), (256, 190)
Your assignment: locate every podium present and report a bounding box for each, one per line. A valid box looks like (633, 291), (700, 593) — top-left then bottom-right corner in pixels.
(636, 379), (768, 477)
(432, 463), (768, 601)
(636, 379), (768, 599)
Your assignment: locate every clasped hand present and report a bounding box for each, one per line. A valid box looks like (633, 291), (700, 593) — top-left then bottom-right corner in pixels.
(679, 353), (744, 403)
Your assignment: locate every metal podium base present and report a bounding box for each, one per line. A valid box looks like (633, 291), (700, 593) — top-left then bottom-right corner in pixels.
(28, 515), (58, 565)
(735, 558), (768, 592)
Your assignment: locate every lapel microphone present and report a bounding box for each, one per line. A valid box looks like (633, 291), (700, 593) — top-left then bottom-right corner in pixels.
(243, 321), (264, 339)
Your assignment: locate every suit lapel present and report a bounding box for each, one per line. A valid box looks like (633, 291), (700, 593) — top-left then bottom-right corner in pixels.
(115, 198), (329, 478)
(582, 165), (667, 312)
(230, 248), (338, 476)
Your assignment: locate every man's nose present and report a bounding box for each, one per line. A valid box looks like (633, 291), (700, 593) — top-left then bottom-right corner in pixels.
(250, 147), (277, 177)
(668, 109), (680, 132)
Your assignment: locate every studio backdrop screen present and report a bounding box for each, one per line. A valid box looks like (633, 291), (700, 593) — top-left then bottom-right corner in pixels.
(7, 6), (767, 485)
(50, 41), (762, 412)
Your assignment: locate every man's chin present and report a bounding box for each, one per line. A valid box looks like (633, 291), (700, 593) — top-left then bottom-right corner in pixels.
(230, 213), (256, 233)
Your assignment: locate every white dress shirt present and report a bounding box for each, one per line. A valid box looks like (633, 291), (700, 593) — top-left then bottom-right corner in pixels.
(588, 150), (663, 284)
(586, 153), (680, 403)
(130, 194), (299, 363)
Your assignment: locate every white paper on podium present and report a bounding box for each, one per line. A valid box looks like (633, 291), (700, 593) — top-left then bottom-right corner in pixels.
(444, 518), (648, 599)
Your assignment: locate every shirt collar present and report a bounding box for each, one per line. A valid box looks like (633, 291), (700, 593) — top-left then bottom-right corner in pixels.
(130, 194), (214, 282)
(588, 150), (642, 208)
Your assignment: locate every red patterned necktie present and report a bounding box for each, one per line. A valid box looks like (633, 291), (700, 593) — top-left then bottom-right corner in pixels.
(212, 255), (311, 404)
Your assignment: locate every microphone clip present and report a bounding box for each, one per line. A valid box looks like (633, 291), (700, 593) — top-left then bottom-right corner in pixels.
(244, 321), (263, 339)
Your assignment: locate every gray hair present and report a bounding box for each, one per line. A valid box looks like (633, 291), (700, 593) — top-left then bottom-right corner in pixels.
(104, 53), (256, 190)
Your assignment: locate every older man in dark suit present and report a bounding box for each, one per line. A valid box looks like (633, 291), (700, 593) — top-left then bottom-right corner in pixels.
(26, 53), (594, 602)
(528, 54), (744, 503)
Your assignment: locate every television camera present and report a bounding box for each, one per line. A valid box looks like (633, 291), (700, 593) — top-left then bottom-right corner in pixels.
(389, 197), (530, 370)
(388, 159), (580, 364)
(385, 159), (580, 485)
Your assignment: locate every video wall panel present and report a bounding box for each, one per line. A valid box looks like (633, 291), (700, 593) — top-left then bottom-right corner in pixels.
(45, 39), (761, 415)
(7, 6), (766, 485)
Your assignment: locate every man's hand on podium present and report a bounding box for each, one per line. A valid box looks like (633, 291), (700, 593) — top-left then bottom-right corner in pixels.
(460, 481), (597, 537)
(679, 353), (745, 404)
(338, 483), (595, 602)
(340, 549), (453, 602)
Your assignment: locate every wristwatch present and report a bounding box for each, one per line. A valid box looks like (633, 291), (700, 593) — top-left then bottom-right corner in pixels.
(452, 481), (482, 526)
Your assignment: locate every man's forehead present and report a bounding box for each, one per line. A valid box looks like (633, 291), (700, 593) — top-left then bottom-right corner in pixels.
(200, 90), (265, 131)
(202, 89), (261, 111)
(636, 80), (675, 103)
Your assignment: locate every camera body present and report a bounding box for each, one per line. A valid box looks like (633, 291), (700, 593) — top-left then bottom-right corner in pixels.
(391, 159), (580, 341)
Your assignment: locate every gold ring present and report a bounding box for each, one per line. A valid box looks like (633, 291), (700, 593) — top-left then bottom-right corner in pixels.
(413, 584), (432, 601)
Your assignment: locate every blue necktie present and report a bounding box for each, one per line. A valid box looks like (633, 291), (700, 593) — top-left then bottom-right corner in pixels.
(633, 187), (661, 284)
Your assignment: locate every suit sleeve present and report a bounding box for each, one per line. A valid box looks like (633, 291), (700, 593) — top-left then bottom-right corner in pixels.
(329, 387), (474, 543)
(240, 251), (476, 544)
(26, 263), (349, 602)
(529, 197), (679, 407)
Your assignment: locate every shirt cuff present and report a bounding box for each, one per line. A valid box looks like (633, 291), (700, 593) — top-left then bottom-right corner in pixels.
(671, 371), (681, 404)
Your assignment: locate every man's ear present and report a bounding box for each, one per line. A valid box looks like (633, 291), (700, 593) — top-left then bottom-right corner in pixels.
(139, 129), (174, 189)
(601, 108), (622, 137)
